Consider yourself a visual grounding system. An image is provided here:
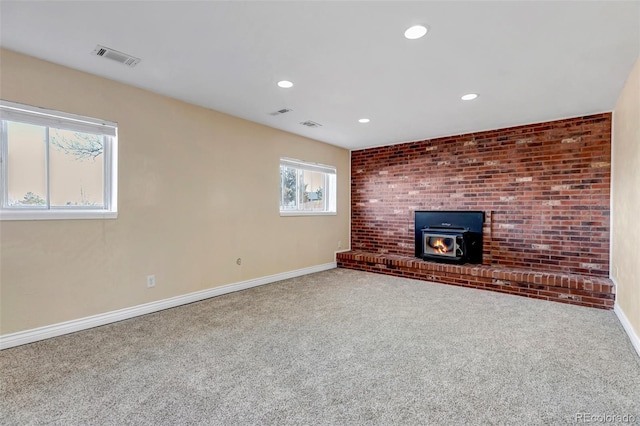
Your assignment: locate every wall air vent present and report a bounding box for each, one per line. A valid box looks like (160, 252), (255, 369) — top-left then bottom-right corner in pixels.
(91, 45), (140, 67)
(300, 120), (323, 128)
(269, 108), (292, 116)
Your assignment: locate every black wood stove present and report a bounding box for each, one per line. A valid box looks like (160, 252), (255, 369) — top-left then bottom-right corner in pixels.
(415, 211), (484, 264)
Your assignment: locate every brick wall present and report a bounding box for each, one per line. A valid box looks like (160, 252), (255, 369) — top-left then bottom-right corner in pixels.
(351, 113), (611, 277)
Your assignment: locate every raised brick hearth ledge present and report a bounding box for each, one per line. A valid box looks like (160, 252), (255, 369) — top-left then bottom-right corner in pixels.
(337, 251), (614, 309)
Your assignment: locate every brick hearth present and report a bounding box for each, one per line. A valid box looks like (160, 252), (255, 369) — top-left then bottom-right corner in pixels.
(337, 251), (615, 309)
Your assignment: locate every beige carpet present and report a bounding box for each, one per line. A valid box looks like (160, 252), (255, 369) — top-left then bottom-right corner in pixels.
(1, 268), (639, 425)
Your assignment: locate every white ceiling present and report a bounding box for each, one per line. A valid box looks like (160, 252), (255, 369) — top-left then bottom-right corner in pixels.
(1, 1), (639, 150)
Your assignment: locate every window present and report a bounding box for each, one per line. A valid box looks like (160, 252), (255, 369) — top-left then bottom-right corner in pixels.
(280, 158), (336, 215)
(0, 100), (117, 220)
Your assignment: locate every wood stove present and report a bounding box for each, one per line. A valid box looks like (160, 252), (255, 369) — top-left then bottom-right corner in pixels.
(415, 211), (484, 264)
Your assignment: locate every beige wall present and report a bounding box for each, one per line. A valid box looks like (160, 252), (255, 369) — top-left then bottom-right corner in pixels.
(0, 49), (350, 335)
(612, 56), (640, 339)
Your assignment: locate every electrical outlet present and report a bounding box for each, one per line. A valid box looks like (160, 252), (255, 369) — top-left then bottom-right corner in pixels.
(146, 275), (156, 288)
(236, 258), (242, 266)
(338, 240), (342, 249)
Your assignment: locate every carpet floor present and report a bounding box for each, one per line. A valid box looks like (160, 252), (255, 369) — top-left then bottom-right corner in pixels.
(1, 268), (639, 425)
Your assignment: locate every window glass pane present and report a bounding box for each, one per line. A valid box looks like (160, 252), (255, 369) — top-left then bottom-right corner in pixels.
(279, 158), (336, 214)
(327, 174), (337, 212)
(300, 170), (325, 211)
(280, 166), (298, 210)
(49, 128), (104, 207)
(6, 121), (47, 207)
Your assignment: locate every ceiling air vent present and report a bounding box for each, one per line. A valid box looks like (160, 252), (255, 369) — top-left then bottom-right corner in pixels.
(300, 120), (323, 128)
(269, 108), (292, 116)
(92, 45), (141, 67)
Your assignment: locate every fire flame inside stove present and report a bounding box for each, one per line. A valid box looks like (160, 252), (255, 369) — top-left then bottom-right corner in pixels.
(432, 238), (449, 254)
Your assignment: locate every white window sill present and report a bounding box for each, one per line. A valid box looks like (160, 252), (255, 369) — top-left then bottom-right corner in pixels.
(0, 210), (118, 221)
(280, 211), (337, 217)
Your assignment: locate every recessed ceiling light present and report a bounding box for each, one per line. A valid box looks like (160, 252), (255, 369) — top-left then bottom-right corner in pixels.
(461, 93), (478, 101)
(358, 118), (370, 123)
(277, 80), (293, 88)
(404, 25), (428, 40)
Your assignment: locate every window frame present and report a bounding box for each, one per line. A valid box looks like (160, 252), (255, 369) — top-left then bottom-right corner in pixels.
(279, 157), (337, 216)
(0, 100), (118, 221)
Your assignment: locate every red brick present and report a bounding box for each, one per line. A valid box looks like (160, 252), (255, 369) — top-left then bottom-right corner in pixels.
(350, 113), (611, 278)
(337, 251), (614, 310)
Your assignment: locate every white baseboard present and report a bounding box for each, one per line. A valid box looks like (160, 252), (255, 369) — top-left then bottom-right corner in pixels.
(0, 262), (336, 350)
(614, 303), (640, 360)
